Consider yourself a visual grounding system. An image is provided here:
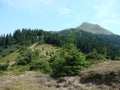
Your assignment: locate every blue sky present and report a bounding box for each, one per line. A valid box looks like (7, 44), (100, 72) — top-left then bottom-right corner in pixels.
(0, 0), (120, 35)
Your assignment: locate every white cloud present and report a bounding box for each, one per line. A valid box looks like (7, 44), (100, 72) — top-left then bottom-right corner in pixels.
(59, 7), (72, 18)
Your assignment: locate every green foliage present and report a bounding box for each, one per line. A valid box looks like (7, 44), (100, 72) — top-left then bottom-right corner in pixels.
(0, 47), (3, 52)
(16, 57), (31, 66)
(11, 65), (30, 75)
(0, 70), (4, 75)
(1, 27), (120, 77)
(115, 57), (120, 61)
(30, 59), (51, 73)
(14, 46), (52, 74)
(101, 47), (107, 57)
(52, 56), (66, 77)
(16, 49), (39, 66)
(51, 44), (89, 78)
(0, 45), (18, 58)
(1, 28), (120, 60)
(0, 62), (9, 71)
(13, 29), (44, 46)
(86, 49), (105, 60)
(44, 33), (63, 46)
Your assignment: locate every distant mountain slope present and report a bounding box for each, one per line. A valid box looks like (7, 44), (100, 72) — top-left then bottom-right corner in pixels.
(77, 22), (113, 35)
(59, 22), (120, 47)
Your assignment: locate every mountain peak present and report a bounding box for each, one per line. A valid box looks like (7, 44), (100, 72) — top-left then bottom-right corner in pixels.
(77, 22), (113, 35)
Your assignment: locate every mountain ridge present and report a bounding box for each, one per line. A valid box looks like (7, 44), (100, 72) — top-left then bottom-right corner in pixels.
(58, 22), (120, 49)
(76, 22), (113, 35)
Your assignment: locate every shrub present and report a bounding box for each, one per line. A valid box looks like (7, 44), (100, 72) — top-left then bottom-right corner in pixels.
(16, 49), (39, 66)
(51, 44), (89, 78)
(0, 70), (4, 75)
(52, 57), (66, 77)
(0, 63), (9, 71)
(30, 59), (51, 73)
(0, 47), (3, 52)
(16, 57), (31, 65)
(115, 57), (120, 60)
(86, 51), (105, 60)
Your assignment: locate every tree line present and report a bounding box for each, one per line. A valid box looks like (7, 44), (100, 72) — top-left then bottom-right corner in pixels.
(0, 28), (120, 60)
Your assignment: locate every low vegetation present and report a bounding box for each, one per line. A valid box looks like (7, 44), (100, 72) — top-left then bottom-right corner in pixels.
(0, 62), (9, 71)
(30, 59), (51, 73)
(51, 44), (89, 77)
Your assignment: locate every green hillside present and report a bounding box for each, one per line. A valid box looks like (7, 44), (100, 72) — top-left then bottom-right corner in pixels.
(0, 22), (120, 90)
(0, 44), (60, 75)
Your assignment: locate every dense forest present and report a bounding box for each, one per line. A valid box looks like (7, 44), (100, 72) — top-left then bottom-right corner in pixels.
(1, 28), (120, 60)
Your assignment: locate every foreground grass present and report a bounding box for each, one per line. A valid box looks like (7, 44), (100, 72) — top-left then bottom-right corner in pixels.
(0, 71), (66, 90)
(0, 60), (120, 90)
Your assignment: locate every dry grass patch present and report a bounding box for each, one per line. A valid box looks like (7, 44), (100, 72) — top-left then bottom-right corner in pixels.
(29, 44), (60, 60)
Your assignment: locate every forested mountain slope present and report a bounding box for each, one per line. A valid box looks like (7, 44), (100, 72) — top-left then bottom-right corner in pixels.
(1, 22), (120, 60)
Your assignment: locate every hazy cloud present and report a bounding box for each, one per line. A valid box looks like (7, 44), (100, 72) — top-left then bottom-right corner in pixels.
(59, 7), (72, 18)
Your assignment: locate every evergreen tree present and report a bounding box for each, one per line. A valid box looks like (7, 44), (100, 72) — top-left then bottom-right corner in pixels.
(52, 44), (89, 77)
